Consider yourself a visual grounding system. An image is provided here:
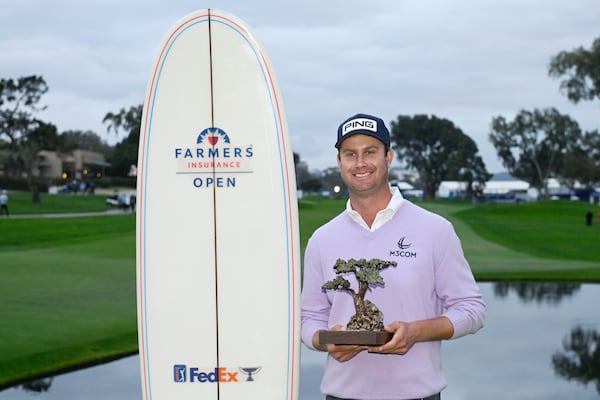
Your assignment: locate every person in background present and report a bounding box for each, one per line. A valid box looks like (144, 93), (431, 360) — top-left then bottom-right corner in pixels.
(301, 113), (486, 400)
(0, 189), (9, 217)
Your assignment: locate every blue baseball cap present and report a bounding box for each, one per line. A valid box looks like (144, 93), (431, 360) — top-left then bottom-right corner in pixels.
(335, 113), (391, 148)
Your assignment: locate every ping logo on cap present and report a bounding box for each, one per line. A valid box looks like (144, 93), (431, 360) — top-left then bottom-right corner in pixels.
(342, 118), (377, 136)
(336, 113), (390, 148)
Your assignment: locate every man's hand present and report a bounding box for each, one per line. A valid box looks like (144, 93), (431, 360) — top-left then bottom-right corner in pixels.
(368, 321), (417, 354)
(313, 325), (368, 362)
(368, 317), (454, 355)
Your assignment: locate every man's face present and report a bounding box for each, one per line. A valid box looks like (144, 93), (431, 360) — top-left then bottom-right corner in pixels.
(337, 134), (393, 197)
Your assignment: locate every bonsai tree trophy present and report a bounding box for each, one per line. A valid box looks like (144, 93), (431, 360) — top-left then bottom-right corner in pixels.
(319, 258), (397, 346)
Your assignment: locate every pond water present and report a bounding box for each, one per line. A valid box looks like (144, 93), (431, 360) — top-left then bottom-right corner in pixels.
(1, 282), (599, 399)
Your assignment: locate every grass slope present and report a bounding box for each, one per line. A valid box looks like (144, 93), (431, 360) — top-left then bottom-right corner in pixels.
(424, 201), (600, 282)
(453, 201), (600, 262)
(0, 214), (136, 387)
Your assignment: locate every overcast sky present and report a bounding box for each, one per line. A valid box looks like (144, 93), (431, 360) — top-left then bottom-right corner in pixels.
(2, 0), (599, 173)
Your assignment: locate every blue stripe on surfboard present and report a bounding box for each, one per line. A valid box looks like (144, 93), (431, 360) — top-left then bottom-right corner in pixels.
(139, 11), (297, 400)
(139, 14), (210, 400)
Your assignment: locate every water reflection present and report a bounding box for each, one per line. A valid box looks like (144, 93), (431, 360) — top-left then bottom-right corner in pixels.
(553, 325), (600, 395)
(493, 282), (581, 304)
(492, 281), (600, 394)
(21, 378), (53, 393)
(1, 282), (599, 400)
(434, 282), (599, 399)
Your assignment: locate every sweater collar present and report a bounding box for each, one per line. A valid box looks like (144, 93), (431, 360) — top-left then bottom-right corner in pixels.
(345, 186), (404, 231)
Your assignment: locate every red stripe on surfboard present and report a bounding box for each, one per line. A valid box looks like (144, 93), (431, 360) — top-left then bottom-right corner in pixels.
(251, 24), (300, 400)
(209, 12), (300, 400)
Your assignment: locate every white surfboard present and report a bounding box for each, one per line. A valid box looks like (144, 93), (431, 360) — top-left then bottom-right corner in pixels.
(136, 9), (300, 400)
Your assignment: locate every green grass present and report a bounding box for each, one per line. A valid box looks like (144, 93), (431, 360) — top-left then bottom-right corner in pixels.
(453, 200), (600, 262)
(1, 194), (600, 388)
(298, 196), (347, 252)
(0, 213), (136, 388)
(421, 201), (600, 282)
(5, 191), (111, 214)
(0, 214), (136, 251)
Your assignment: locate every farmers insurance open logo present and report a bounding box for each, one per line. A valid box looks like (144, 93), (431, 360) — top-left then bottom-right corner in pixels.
(174, 127), (254, 189)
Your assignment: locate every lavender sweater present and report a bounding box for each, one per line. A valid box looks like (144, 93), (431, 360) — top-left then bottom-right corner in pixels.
(301, 200), (485, 399)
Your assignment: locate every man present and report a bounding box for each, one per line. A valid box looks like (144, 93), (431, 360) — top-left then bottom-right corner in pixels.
(301, 113), (485, 400)
(0, 190), (8, 216)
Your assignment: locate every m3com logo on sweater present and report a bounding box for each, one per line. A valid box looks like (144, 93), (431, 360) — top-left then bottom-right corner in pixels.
(389, 236), (417, 258)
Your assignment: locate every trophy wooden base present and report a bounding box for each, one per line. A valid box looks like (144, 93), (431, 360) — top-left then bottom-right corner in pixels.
(319, 330), (393, 346)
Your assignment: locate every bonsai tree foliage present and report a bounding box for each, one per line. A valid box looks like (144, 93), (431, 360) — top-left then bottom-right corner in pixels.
(322, 258), (397, 331)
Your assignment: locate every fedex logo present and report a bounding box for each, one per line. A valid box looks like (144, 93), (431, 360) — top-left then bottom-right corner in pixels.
(191, 367), (238, 383)
(342, 118), (376, 135)
(173, 365), (242, 383)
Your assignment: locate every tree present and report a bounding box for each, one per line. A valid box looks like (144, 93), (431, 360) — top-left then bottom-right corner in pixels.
(294, 152), (322, 192)
(320, 166), (343, 195)
(0, 75), (50, 202)
(390, 114), (490, 200)
(2, 119), (60, 202)
(103, 105), (143, 138)
(0, 76), (48, 143)
(547, 37), (600, 190)
(60, 129), (112, 155)
(552, 326), (600, 394)
(560, 130), (600, 189)
(445, 138), (491, 199)
(0, 140), (9, 175)
(548, 37), (600, 104)
(322, 258), (397, 331)
(20, 121), (61, 202)
(104, 105), (142, 177)
(489, 108), (582, 198)
(0, 76), (49, 152)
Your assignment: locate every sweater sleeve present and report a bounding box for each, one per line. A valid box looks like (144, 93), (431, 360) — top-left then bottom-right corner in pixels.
(300, 236), (331, 350)
(435, 221), (486, 339)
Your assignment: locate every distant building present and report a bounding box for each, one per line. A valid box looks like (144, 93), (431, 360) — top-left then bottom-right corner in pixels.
(391, 180), (423, 200)
(435, 172), (598, 202)
(35, 150), (111, 181)
(545, 178), (571, 198)
(484, 172), (530, 195)
(436, 181), (468, 199)
(389, 166), (419, 183)
(436, 172), (531, 201)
